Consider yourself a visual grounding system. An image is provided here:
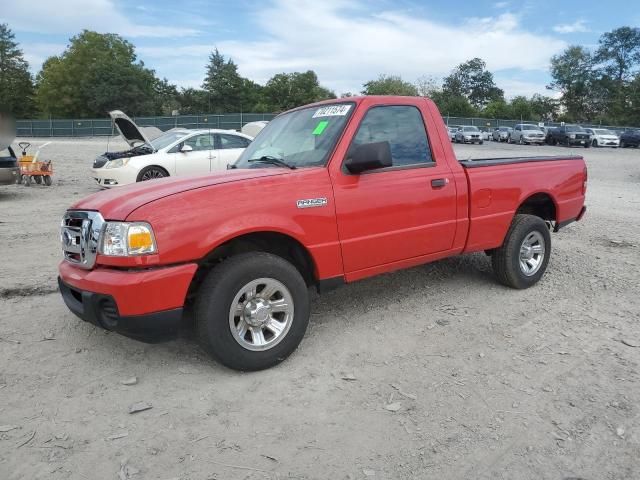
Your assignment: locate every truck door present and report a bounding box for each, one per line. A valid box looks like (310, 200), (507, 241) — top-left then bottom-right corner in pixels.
(330, 104), (458, 274)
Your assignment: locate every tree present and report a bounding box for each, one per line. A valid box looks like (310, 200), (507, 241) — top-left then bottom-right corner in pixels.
(430, 90), (476, 117)
(177, 88), (209, 114)
(36, 30), (161, 118)
(264, 71), (335, 111)
(202, 48), (244, 112)
(361, 74), (418, 96)
(483, 99), (512, 119)
(529, 94), (559, 121)
(0, 24), (36, 118)
(442, 58), (504, 108)
(153, 78), (180, 116)
(594, 27), (640, 123)
(548, 46), (597, 121)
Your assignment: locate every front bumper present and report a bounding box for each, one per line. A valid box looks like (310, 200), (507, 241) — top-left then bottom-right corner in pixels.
(91, 165), (138, 188)
(58, 261), (198, 341)
(0, 167), (20, 185)
(567, 138), (589, 145)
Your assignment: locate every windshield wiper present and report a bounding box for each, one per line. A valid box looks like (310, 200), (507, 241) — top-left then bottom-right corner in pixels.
(247, 155), (296, 170)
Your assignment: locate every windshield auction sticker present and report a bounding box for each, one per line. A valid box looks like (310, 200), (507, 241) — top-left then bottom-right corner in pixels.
(312, 105), (351, 118)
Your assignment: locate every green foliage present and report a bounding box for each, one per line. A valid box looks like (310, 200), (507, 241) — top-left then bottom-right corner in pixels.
(548, 46), (595, 121)
(0, 24), (36, 118)
(36, 31), (160, 118)
(202, 48), (244, 112)
(361, 74), (418, 96)
(442, 58), (504, 108)
(430, 91), (477, 117)
(264, 71), (335, 112)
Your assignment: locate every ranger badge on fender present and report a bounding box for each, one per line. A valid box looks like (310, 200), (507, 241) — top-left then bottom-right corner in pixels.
(296, 198), (328, 209)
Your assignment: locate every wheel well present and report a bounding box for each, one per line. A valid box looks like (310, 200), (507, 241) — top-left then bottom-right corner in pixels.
(516, 193), (557, 223)
(137, 165), (169, 181)
(187, 232), (317, 299)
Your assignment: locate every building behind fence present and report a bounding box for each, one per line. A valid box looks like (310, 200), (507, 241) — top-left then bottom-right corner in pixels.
(15, 112), (636, 137)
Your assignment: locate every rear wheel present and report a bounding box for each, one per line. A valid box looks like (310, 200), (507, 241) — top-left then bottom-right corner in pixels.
(23, 175), (31, 186)
(137, 166), (168, 182)
(34, 176), (42, 184)
(491, 214), (551, 289)
(195, 252), (310, 371)
(43, 175), (52, 186)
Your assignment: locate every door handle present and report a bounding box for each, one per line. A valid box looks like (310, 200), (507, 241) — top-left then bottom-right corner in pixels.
(431, 178), (448, 188)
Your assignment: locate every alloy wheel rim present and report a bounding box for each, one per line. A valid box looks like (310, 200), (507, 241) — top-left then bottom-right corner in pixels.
(519, 231), (545, 276)
(142, 169), (165, 181)
(228, 278), (294, 351)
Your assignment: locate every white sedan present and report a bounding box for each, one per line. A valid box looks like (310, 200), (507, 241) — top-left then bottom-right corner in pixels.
(92, 111), (253, 187)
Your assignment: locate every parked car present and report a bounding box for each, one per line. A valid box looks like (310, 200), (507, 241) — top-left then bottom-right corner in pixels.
(584, 128), (620, 148)
(241, 121), (268, 138)
(58, 95), (587, 371)
(455, 125), (484, 144)
(447, 126), (460, 142)
(619, 129), (640, 148)
(510, 124), (546, 145)
(545, 125), (591, 147)
(492, 126), (513, 142)
(91, 111), (253, 187)
(0, 146), (19, 186)
(480, 128), (491, 141)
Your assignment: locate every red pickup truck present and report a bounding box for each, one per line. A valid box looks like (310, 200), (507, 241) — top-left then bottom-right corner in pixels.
(58, 96), (587, 370)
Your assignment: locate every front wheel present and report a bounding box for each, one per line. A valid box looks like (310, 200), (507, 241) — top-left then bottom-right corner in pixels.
(592, 139), (598, 147)
(137, 166), (168, 182)
(195, 252), (310, 371)
(491, 214), (551, 289)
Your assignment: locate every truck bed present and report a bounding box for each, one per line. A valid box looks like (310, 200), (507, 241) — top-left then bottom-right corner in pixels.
(460, 154), (587, 253)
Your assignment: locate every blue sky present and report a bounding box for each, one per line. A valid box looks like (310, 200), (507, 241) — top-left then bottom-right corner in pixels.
(2, 0), (638, 98)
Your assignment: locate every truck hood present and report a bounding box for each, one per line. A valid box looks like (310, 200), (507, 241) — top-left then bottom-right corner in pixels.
(71, 169), (289, 220)
(109, 110), (152, 148)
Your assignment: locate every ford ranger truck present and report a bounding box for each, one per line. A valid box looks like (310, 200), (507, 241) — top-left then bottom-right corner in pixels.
(58, 96), (587, 371)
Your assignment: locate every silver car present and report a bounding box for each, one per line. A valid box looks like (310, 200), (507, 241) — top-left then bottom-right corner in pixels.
(492, 126), (513, 142)
(510, 124), (546, 145)
(455, 126), (484, 144)
(447, 125), (461, 142)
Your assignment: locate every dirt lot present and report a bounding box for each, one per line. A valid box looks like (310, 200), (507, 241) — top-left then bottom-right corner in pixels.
(1, 138), (639, 480)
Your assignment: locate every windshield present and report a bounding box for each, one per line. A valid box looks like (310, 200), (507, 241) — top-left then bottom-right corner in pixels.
(566, 125), (585, 132)
(463, 126), (479, 132)
(150, 131), (189, 150)
(594, 129), (614, 135)
(235, 103), (354, 169)
(522, 124), (542, 131)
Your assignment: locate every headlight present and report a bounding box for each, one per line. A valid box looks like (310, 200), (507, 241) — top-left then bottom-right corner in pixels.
(569, 134), (576, 139)
(105, 158), (129, 169)
(99, 222), (156, 256)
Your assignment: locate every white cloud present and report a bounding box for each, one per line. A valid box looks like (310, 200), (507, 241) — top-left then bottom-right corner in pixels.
(3, 0), (200, 38)
(21, 43), (68, 72)
(553, 20), (590, 34)
(493, 2), (510, 8)
(205, 1), (566, 95)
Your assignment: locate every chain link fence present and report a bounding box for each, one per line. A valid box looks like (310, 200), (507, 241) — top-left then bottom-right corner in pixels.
(15, 113), (278, 137)
(15, 113), (636, 137)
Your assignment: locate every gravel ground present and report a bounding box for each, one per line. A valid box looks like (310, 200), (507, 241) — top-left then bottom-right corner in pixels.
(1, 138), (639, 480)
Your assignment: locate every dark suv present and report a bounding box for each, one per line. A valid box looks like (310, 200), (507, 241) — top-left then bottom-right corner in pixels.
(546, 125), (590, 147)
(620, 129), (640, 148)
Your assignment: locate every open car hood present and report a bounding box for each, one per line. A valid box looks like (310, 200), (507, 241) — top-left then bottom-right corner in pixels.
(109, 110), (152, 148)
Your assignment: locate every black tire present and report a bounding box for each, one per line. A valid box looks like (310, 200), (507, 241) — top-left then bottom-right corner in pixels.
(491, 214), (551, 289)
(195, 252), (310, 371)
(479, 140), (484, 145)
(620, 140), (626, 148)
(592, 139), (598, 147)
(136, 166), (168, 182)
(44, 175), (52, 186)
(584, 142), (590, 148)
(564, 137), (571, 147)
(23, 175), (31, 186)
(34, 176), (42, 184)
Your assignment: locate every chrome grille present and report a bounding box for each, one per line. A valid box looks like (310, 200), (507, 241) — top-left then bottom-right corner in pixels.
(60, 211), (105, 269)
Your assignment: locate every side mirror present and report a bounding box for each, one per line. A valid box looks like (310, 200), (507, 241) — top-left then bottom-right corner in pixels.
(344, 141), (392, 174)
(180, 144), (193, 153)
